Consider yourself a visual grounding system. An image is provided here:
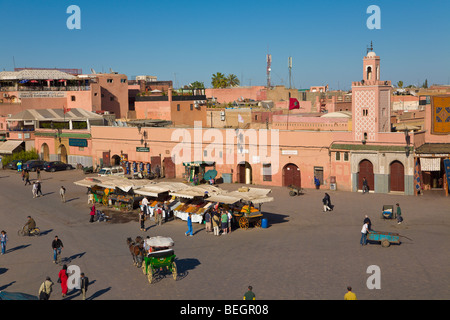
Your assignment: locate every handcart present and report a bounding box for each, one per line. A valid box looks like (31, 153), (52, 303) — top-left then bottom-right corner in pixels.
(381, 205), (396, 220)
(367, 230), (400, 247)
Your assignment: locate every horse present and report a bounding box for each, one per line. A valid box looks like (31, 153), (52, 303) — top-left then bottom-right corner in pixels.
(126, 236), (145, 267)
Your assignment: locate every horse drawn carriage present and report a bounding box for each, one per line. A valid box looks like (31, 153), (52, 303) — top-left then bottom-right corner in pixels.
(127, 236), (177, 284)
(141, 236), (178, 284)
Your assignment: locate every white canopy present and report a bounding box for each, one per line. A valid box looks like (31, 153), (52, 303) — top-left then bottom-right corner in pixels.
(145, 236), (174, 248)
(207, 187), (273, 204)
(169, 185), (222, 199)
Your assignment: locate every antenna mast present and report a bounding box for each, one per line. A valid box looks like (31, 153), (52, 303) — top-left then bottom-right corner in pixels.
(266, 54), (272, 89)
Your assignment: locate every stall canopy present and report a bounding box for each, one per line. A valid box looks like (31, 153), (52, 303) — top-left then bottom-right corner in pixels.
(169, 185), (222, 199)
(134, 182), (188, 197)
(74, 176), (149, 192)
(0, 140), (24, 154)
(74, 177), (273, 204)
(207, 187), (274, 205)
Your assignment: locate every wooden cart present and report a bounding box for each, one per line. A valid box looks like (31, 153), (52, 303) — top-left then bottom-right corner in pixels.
(288, 185), (303, 196)
(233, 212), (263, 230)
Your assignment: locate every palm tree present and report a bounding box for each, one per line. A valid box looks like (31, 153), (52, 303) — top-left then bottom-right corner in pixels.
(226, 74), (240, 87)
(211, 72), (227, 88)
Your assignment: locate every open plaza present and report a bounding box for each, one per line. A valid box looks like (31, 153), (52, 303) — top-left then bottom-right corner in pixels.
(0, 168), (448, 300)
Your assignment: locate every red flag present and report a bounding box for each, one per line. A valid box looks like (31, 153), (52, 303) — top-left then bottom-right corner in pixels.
(63, 106), (71, 114)
(289, 98), (300, 110)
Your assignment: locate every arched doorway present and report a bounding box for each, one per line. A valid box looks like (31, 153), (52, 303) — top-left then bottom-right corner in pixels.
(283, 163), (301, 187)
(112, 154), (121, 166)
(237, 162), (252, 184)
(390, 161), (405, 192)
(40, 143), (50, 162)
(358, 159), (374, 191)
(58, 144), (68, 163)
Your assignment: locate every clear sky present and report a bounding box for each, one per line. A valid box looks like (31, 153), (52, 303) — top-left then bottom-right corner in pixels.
(0, 0), (449, 90)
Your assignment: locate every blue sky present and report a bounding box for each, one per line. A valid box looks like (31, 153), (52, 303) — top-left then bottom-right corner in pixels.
(0, 0), (449, 90)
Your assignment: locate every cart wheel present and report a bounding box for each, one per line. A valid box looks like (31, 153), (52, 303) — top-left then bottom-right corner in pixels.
(239, 217), (249, 230)
(289, 190), (297, 196)
(147, 267), (154, 284)
(172, 261), (177, 280)
(33, 227), (40, 236)
(142, 262), (147, 275)
(381, 240), (390, 247)
(255, 219), (262, 228)
(102, 197), (108, 206)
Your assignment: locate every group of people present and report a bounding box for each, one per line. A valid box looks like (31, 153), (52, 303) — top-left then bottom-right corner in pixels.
(139, 198), (173, 231)
(202, 206), (233, 236)
(360, 203), (403, 246)
(38, 266), (89, 300)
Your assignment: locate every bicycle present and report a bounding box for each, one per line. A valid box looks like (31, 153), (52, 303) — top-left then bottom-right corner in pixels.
(18, 226), (40, 237)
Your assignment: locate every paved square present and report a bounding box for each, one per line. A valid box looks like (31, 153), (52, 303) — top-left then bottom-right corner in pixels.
(0, 169), (449, 300)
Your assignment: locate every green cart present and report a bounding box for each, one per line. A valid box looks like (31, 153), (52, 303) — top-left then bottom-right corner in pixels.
(141, 236), (177, 284)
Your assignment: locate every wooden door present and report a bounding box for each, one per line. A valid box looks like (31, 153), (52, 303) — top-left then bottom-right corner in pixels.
(102, 151), (110, 167)
(163, 157), (176, 179)
(358, 160), (374, 190)
(283, 164), (301, 187)
(390, 161), (405, 192)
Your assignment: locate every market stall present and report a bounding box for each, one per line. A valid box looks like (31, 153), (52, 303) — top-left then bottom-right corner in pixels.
(170, 185), (222, 223)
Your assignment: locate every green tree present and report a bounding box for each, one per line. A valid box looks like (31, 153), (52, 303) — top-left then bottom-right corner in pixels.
(396, 81), (403, 88)
(422, 79), (428, 89)
(226, 74), (240, 87)
(211, 72), (228, 88)
(189, 81), (205, 89)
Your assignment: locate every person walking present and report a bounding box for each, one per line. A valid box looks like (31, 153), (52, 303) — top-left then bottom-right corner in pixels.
(36, 168), (41, 180)
(79, 272), (89, 300)
(32, 182), (38, 198)
(60, 186), (66, 203)
(38, 276), (54, 300)
(360, 221), (369, 246)
(243, 286), (256, 300)
(0, 230), (8, 255)
(58, 264), (69, 298)
(322, 193), (332, 212)
(185, 212), (193, 236)
(396, 203), (403, 224)
(52, 235), (64, 263)
(204, 210), (212, 233)
(344, 286), (357, 300)
(139, 208), (145, 231)
(24, 170), (31, 186)
(36, 180), (43, 197)
(89, 204), (96, 223)
(362, 177), (369, 194)
(221, 210), (228, 235)
(363, 215), (372, 231)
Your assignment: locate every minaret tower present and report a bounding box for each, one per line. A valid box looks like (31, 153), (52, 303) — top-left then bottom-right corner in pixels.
(352, 43), (392, 142)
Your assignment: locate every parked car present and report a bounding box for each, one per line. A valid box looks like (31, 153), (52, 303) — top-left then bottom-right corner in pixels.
(24, 160), (46, 171)
(98, 166), (125, 177)
(6, 159), (25, 170)
(43, 161), (74, 172)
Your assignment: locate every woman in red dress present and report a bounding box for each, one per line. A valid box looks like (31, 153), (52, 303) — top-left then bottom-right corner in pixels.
(58, 264), (69, 298)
